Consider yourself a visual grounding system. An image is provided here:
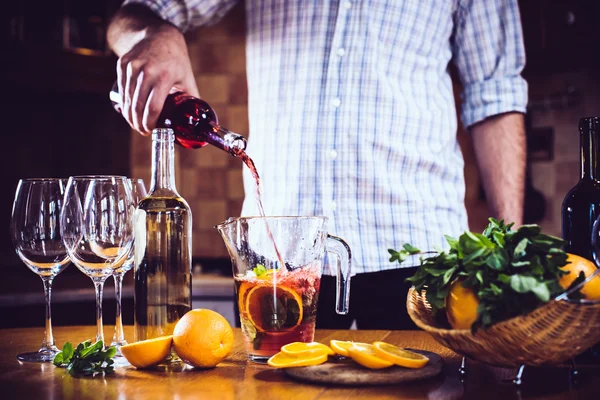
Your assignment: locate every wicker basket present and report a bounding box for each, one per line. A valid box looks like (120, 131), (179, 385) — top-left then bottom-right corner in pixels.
(407, 287), (600, 367)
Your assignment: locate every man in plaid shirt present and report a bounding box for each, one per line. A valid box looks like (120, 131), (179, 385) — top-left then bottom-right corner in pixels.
(108, 0), (527, 329)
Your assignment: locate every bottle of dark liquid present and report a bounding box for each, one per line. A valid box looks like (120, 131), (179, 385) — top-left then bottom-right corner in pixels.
(109, 82), (246, 156)
(561, 116), (600, 363)
(562, 117), (600, 260)
(134, 128), (192, 363)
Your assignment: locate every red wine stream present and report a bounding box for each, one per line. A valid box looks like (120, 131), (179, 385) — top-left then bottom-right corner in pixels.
(238, 151), (287, 270)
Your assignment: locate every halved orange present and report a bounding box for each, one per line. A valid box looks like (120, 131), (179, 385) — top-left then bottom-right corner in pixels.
(281, 342), (334, 356)
(372, 342), (429, 369)
(329, 339), (356, 357)
(267, 351), (328, 368)
(120, 335), (173, 368)
(245, 284), (303, 332)
(347, 343), (393, 369)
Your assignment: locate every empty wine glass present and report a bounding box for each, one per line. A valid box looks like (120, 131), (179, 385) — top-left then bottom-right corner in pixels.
(60, 175), (134, 345)
(10, 178), (70, 362)
(111, 178), (147, 352)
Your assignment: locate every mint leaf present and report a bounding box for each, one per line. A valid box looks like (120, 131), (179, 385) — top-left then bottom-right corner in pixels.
(403, 243), (421, 254)
(253, 264), (267, 277)
(509, 274), (539, 293)
(53, 340), (116, 377)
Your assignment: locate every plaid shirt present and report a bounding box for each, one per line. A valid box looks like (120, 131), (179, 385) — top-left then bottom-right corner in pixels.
(125, 0), (528, 275)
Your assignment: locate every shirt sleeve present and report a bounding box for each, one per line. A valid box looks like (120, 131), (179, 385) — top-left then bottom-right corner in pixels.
(452, 0), (528, 128)
(122, 0), (238, 32)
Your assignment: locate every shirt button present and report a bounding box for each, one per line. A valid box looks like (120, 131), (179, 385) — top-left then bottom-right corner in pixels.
(329, 150), (338, 159)
(331, 98), (341, 108)
(343, 1), (352, 10)
(331, 201), (337, 211)
(336, 48), (345, 57)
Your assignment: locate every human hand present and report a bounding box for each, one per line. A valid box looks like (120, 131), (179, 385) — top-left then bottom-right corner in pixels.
(116, 24), (199, 135)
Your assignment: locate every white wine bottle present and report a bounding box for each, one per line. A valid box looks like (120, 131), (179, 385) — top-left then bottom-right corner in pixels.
(134, 128), (192, 350)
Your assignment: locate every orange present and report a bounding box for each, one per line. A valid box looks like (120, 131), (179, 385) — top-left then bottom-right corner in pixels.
(245, 285), (303, 332)
(280, 342), (334, 356)
(172, 309), (234, 368)
(559, 253), (600, 300)
(372, 342), (429, 369)
(329, 340), (355, 357)
(446, 279), (479, 329)
(120, 335), (173, 368)
(267, 350), (328, 368)
(347, 343), (393, 369)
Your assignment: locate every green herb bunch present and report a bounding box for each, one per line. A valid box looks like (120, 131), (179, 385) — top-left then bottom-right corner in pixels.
(390, 218), (570, 331)
(53, 340), (116, 377)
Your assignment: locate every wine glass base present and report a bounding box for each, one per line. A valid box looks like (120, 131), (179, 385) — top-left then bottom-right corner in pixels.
(17, 347), (60, 363)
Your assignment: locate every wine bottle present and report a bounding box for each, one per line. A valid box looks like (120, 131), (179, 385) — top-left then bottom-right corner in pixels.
(109, 81), (247, 156)
(133, 128), (192, 360)
(562, 117), (600, 260)
(561, 116), (600, 363)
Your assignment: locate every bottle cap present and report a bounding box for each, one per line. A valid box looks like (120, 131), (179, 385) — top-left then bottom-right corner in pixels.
(579, 117), (600, 133)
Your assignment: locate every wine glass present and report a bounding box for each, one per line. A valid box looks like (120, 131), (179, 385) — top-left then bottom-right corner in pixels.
(60, 175), (134, 345)
(111, 178), (147, 352)
(10, 178), (70, 362)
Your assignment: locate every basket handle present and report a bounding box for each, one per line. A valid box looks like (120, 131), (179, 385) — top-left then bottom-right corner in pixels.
(554, 266), (600, 301)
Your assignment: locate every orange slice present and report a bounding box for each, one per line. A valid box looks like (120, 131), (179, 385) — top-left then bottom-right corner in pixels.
(267, 351), (328, 368)
(120, 335), (173, 368)
(329, 340), (356, 357)
(245, 284), (303, 332)
(372, 342), (429, 369)
(281, 342), (334, 356)
(347, 343), (393, 369)
(237, 281), (254, 313)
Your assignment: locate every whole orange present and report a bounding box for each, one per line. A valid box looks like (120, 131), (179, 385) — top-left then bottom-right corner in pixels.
(446, 279), (479, 329)
(173, 309), (234, 368)
(559, 253), (600, 300)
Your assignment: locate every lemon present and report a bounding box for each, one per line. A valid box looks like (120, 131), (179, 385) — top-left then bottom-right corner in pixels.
(347, 343), (393, 369)
(120, 335), (173, 368)
(329, 339), (355, 357)
(280, 342), (334, 356)
(372, 342), (429, 368)
(267, 351), (328, 368)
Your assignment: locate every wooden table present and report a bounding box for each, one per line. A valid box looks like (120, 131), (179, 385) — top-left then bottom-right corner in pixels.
(1, 326), (599, 399)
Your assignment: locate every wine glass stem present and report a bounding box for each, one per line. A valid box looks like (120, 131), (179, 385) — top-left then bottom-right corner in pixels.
(113, 274), (125, 344)
(93, 280), (106, 344)
(41, 277), (56, 351)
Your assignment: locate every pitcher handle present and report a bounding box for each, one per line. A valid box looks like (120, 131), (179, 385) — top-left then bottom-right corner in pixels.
(326, 234), (352, 315)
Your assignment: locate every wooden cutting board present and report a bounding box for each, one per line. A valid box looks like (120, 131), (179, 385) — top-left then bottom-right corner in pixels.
(283, 349), (443, 386)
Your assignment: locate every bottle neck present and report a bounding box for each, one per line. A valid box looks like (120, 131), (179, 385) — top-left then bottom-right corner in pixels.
(150, 128), (179, 196)
(580, 119), (600, 181)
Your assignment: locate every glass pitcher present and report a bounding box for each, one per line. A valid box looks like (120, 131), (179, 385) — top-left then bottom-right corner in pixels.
(215, 216), (352, 362)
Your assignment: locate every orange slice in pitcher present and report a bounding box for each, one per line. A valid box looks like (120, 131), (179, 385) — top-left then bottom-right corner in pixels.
(237, 281), (255, 313)
(245, 285), (303, 332)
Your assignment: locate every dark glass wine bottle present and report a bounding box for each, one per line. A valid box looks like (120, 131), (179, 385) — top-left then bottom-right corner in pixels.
(562, 117), (600, 261)
(109, 81), (246, 156)
(561, 116), (600, 363)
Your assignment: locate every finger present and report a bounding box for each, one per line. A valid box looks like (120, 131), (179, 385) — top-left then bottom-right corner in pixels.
(131, 70), (153, 134)
(182, 74), (200, 98)
(143, 80), (171, 134)
(123, 61), (139, 130)
(116, 57), (127, 111)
